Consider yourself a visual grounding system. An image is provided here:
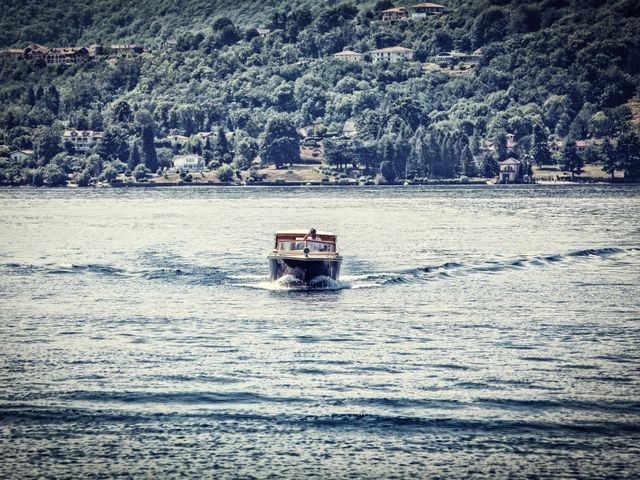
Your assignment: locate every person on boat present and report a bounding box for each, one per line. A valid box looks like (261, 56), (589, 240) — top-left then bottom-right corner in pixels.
(304, 228), (321, 241)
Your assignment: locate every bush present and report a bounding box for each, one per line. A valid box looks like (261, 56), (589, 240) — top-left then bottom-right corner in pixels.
(216, 164), (234, 182)
(184, 173), (192, 182)
(380, 161), (396, 183)
(98, 165), (117, 182)
(31, 168), (44, 187)
(248, 167), (262, 182)
(76, 168), (92, 187)
(133, 164), (148, 181)
(43, 164), (67, 187)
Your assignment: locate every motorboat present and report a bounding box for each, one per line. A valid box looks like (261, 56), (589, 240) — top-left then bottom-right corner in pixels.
(268, 230), (342, 285)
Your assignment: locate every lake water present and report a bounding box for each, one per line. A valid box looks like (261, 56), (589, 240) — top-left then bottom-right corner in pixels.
(1, 185), (639, 478)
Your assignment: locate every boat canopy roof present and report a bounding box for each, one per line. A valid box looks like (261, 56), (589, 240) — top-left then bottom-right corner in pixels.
(275, 230), (337, 242)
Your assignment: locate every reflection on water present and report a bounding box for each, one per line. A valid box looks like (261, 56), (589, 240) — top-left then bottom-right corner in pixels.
(1, 185), (639, 478)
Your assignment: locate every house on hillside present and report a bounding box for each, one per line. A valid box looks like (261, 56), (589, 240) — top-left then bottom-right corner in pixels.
(431, 50), (481, 64)
(576, 139), (602, 153)
(371, 46), (414, 63)
(63, 130), (102, 153)
(0, 48), (25, 58)
(164, 134), (190, 144)
(195, 132), (214, 141)
(10, 149), (34, 161)
(17, 43), (89, 64)
(548, 139), (601, 155)
(410, 2), (446, 17)
(549, 139), (564, 155)
(22, 43), (51, 60)
(343, 121), (357, 138)
(333, 50), (363, 62)
(498, 158), (522, 183)
(173, 154), (205, 172)
(381, 7), (408, 21)
(48, 47), (89, 64)
(87, 44), (105, 55)
(160, 40), (177, 50)
(109, 44), (144, 55)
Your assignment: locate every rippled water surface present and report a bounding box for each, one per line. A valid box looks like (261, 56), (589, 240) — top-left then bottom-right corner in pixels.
(1, 185), (640, 478)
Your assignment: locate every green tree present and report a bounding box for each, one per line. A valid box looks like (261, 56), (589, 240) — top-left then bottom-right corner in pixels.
(482, 155), (499, 178)
(260, 115), (300, 168)
(26, 86), (36, 107)
(45, 85), (60, 115)
(31, 168), (44, 186)
(493, 132), (508, 162)
(616, 130), (640, 179)
(561, 139), (584, 179)
(98, 126), (129, 161)
(234, 137), (259, 169)
(461, 145), (477, 177)
(32, 125), (62, 163)
(600, 138), (617, 179)
(216, 164), (235, 182)
(474, 7), (508, 46)
(111, 100), (133, 124)
(99, 165), (117, 183)
(86, 154), (103, 177)
(43, 163), (67, 186)
(141, 125), (158, 172)
(530, 125), (551, 167)
(324, 139), (350, 170)
(128, 143), (140, 171)
(380, 160), (395, 183)
(76, 168), (92, 187)
(133, 164), (148, 181)
(212, 127), (232, 164)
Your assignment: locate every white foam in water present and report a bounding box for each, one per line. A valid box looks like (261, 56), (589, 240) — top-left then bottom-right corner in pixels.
(233, 274), (351, 291)
(307, 275), (345, 290)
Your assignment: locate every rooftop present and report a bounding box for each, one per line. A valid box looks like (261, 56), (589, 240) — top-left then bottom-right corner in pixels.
(110, 44), (143, 49)
(333, 50), (362, 57)
(499, 158), (521, 165)
(372, 46), (413, 53)
(411, 3), (445, 8)
(63, 129), (102, 137)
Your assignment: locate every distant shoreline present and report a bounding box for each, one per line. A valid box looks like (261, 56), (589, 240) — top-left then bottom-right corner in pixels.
(2, 180), (638, 189)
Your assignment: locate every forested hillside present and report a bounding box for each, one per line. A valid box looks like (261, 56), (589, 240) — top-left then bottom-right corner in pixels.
(1, 0), (639, 186)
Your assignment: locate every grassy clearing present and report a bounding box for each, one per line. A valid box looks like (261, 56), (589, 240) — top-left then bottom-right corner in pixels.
(533, 164), (621, 180)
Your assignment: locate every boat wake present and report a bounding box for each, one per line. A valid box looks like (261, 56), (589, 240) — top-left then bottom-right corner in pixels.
(1, 246), (636, 292)
(232, 274), (349, 291)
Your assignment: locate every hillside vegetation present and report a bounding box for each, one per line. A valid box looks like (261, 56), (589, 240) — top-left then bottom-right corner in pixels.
(1, 0), (639, 186)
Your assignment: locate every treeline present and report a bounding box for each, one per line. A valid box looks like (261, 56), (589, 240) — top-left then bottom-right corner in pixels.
(0, 0), (640, 185)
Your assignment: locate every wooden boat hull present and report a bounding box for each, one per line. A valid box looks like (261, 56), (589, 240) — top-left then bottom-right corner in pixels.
(268, 256), (342, 285)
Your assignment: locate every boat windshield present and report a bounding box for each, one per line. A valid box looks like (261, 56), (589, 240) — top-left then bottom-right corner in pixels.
(278, 241), (335, 252)
(278, 241), (306, 251)
(307, 241), (333, 252)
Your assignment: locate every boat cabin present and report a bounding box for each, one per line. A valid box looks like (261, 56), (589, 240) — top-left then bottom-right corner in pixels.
(274, 230), (337, 254)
